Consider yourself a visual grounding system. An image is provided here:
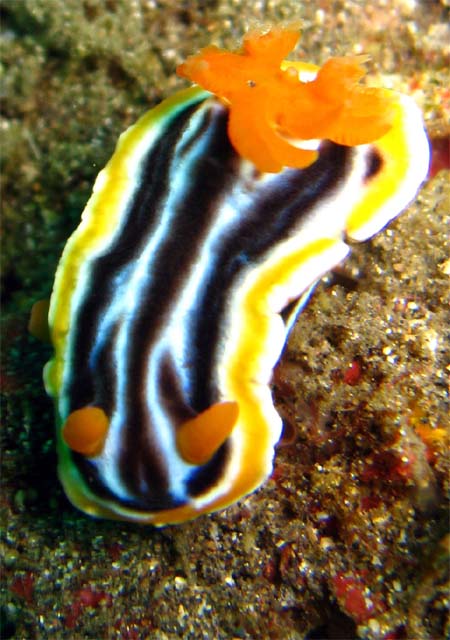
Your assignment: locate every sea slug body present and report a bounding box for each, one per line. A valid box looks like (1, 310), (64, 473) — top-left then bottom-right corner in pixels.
(43, 26), (429, 525)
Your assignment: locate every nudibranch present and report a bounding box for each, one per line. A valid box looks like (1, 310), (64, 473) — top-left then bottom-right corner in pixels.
(44, 26), (429, 525)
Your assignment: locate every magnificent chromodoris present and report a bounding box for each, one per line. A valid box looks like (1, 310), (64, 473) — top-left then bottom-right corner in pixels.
(43, 26), (429, 525)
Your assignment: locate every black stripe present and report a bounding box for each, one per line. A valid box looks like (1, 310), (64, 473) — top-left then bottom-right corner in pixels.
(364, 149), (383, 182)
(66, 100), (213, 505)
(187, 441), (230, 497)
(188, 142), (352, 411)
(67, 99), (240, 506)
(73, 453), (184, 511)
(66, 100), (206, 414)
(119, 103), (238, 499)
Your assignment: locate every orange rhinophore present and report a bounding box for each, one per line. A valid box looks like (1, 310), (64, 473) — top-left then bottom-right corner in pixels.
(62, 407), (109, 457)
(28, 299), (51, 343)
(177, 26), (397, 173)
(176, 401), (239, 465)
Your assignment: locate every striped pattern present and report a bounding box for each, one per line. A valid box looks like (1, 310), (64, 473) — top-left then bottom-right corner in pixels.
(45, 84), (429, 524)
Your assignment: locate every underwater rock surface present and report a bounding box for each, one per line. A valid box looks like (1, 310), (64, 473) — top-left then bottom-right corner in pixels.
(1, 1), (448, 638)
